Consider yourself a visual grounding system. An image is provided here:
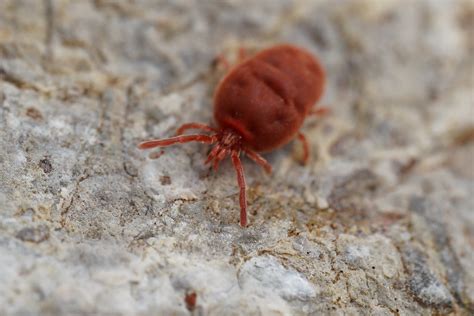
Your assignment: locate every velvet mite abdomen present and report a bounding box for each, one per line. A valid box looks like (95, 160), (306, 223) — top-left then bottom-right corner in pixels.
(138, 44), (326, 227)
(214, 44), (325, 152)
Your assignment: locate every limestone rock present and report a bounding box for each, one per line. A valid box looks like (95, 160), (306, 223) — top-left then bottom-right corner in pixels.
(0, 0), (472, 315)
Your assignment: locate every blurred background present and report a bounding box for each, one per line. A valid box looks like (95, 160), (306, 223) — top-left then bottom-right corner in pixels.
(0, 1), (472, 315)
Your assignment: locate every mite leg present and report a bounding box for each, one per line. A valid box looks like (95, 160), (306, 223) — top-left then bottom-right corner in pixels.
(205, 145), (227, 171)
(238, 47), (248, 61)
(176, 123), (218, 136)
(296, 132), (310, 165)
(243, 148), (272, 174)
(215, 47), (249, 71)
(231, 151), (247, 227)
(138, 134), (216, 149)
(205, 144), (222, 165)
(215, 54), (231, 71)
(213, 148), (229, 171)
(309, 107), (331, 117)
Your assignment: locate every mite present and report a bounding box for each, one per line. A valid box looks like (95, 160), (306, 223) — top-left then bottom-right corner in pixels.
(138, 44), (326, 227)
(184, 291), (197, 311)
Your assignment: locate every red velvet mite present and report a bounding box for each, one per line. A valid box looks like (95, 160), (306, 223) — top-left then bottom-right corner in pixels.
(138, 44), (326, 227)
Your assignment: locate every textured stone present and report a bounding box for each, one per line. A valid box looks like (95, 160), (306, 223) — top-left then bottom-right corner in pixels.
(239, 255), (319, 301)
(401, 246), (454, 311)
(0, 0), (473, 315)
(15, 225), (50, 243)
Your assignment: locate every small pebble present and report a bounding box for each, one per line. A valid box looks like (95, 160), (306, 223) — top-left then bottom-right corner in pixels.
(317, 196), (329, 209)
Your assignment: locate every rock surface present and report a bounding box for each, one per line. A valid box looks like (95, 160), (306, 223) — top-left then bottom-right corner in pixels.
(0, 0), (473, 315)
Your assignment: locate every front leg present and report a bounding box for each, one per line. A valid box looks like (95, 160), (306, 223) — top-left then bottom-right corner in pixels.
(175, 122), (218, 135)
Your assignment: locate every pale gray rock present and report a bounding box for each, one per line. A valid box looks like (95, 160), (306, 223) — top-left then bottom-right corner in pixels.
(0, 0), (473, 315)
(239, 255), (319, 301)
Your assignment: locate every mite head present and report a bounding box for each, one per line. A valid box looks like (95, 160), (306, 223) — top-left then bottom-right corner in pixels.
(204, 129), (243, 171)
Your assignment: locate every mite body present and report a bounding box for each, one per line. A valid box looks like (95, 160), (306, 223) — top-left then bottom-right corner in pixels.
(139, 44), (326, 227)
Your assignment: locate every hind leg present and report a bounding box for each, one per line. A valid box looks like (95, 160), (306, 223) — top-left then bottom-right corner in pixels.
(309, 107), (330, 117)
(214, 46), (250, 71)
(296, 132), (310, 165)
